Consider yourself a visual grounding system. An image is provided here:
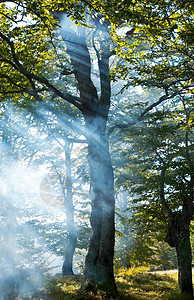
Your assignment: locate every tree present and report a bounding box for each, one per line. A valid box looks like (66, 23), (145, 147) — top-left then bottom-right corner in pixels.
(0, 90), (92, 278)
(118, 99), (193, 296)
(109, 0), (193, 121)
(57, 14), (117, 293)
(0, 1), (117, 294)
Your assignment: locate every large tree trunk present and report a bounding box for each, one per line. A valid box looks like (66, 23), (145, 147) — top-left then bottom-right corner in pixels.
(165, 211), (193, 296)
(82, 115), (116, 293)
(60, 17), (117, 295)
(62, 139), (77, 276)
(176, 229), (193, 296)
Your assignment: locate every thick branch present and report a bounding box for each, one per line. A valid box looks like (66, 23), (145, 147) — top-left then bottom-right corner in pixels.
(62, 26), (99, 116)
(99, 45), (111, 119)
(138, 91), (181, 121)
(160, 168), (172, 217)
(92, 24), (111, 120)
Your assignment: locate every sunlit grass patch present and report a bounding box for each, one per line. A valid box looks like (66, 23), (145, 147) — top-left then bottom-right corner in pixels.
(115, 268), (179, 299)
(36, 275), (82, 299)
(116, 266), (150, 277)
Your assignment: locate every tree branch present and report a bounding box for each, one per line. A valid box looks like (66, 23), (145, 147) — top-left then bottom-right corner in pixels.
(138, 91), (181, 121)
(160, 167), (172, 217)
(107, 90), (184, 136)
(0, 31), (83, 111)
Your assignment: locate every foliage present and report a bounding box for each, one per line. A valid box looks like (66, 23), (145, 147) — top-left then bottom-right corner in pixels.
(109, 0), (194, 90)
(116, 97), (193, 230)
(112, 93), (193, 274)
(115, 232), (177, 271)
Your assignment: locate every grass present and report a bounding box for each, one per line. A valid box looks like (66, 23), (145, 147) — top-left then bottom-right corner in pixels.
(18, 268), (194, 299)
(115, 267), (191, 300)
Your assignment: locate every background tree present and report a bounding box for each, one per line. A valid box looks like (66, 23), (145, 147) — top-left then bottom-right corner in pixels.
(117, 98), (193, 295)
(0, 97), (93, 299)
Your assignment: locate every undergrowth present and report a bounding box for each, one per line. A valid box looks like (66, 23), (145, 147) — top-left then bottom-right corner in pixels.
(14, 268), (194, 299)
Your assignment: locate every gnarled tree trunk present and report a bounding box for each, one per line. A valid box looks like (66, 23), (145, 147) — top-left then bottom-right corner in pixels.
(165, 211), (193, 296)
(60, 15), (117, 295)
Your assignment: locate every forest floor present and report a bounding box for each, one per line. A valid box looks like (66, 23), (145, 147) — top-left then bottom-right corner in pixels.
(30, 267), (194, 300)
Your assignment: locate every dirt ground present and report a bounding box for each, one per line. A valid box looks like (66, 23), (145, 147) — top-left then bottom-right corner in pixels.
(153, 268), (194, 275)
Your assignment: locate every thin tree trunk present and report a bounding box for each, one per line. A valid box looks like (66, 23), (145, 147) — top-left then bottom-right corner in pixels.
(62, 223), (77, 276)
(62, 139), (77, 276)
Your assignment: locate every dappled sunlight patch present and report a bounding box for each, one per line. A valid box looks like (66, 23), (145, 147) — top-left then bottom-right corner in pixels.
(116, 267), (179, 299)
(39, 275), (82, 299)
(116, 266), (150, 277)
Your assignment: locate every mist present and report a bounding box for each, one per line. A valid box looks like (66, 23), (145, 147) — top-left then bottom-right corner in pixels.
(0, 98), (91, 297)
